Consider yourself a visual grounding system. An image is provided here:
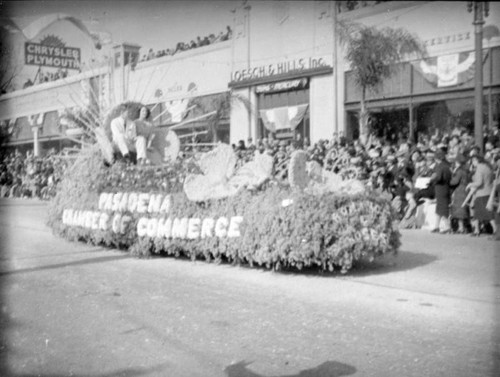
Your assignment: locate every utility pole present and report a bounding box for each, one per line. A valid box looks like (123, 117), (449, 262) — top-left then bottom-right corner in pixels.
(332, 1), (338, 137)
(244, 1), (252, 141)
(468, 1), (489, 152)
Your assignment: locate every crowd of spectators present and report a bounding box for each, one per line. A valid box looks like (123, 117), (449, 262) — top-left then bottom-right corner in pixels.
(226, 125), (500, 238)
(22, 68), (70, 89)
(140, 25), (232, 62)
(2, 123), (499, 239)
(337, 0), (391, 13)
(2, 26), (234, 94)
(0, 149), (70, 200)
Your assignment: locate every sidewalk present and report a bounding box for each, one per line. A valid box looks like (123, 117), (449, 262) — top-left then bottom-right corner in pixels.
(0, 198), (499, 377)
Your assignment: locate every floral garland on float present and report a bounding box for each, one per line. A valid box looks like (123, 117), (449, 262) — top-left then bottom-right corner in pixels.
(48, 104), (400, 274)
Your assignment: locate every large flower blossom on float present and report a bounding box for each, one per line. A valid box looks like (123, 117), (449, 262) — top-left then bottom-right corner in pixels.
(183, 144), (273, 202)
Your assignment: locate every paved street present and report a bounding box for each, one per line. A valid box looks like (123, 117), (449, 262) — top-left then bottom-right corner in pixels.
(0, 198), (499, 377)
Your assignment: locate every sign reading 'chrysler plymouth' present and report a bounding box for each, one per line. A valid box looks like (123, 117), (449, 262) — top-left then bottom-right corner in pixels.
(25, 42), (81, 70)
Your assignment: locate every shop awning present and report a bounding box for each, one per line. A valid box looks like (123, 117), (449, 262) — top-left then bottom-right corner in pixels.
(169, 111), (217, 131)
(154, 92), (228, 129)
(5, 135), (67, 146)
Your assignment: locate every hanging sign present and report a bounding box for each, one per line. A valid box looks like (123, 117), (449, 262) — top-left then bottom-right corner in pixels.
(25, 42), (81, 70)
(231, 57), (327, 82)
(255, 78), (308, 94)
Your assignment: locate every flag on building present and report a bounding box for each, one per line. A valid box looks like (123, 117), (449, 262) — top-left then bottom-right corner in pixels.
(413, 50), (488, 88)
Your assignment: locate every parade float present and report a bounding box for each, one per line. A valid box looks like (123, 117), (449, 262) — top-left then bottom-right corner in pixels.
(48, 103), (400, 274)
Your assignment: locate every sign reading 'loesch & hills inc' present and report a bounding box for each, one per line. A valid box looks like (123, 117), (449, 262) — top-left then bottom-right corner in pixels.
(25, 42), (81, 70)
(231, 56), (328, 83)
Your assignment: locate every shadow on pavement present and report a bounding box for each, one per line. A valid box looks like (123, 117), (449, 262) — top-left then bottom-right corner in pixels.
(0, 254), (131, 276)
(348, 250), (438, 277)
(0, 247), (108, 262)
(270, 251), (437, 278)
(225, 360), (356, 377)
(1, 363), (169, 377)
(0, 199), (47, 207)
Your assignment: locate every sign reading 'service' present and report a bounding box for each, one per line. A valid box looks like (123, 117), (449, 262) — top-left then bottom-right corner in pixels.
(25, 42), (81, 70)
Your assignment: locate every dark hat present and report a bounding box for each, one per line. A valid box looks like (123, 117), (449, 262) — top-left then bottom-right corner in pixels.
(455, 153), (467, 165)
(435, 150), (446, 160)
(470, 152), (484, 161)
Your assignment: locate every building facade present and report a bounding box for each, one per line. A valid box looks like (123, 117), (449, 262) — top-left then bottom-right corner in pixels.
(229, 0), (500, 144)
(1, 1), (499, 155)
(342, 1), (500, 142)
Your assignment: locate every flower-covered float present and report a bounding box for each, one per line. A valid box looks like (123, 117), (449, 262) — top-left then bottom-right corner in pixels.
(48, 105), (400, 274)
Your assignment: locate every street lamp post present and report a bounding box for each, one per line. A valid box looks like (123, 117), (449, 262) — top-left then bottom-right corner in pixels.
(244, 1), (252, 141)
(468, 1), (489, 152)
(332, 1), (339, 137)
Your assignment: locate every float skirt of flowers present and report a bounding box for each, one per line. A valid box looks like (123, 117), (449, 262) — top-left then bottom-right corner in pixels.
(48, 147), (400, 274)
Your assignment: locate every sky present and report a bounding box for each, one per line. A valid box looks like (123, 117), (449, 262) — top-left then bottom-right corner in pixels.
(1, 0), (237, 53)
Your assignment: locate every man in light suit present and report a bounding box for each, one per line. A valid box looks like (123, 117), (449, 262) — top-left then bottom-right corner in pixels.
(110, 106), (134, 162)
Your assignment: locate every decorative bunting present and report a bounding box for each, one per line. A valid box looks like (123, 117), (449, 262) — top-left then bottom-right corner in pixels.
(260, 104), (308, 132)
(413, 50), (488, 88)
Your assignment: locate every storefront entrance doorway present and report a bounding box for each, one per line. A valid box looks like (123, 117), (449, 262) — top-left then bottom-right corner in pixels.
(347, 107), (409, 143)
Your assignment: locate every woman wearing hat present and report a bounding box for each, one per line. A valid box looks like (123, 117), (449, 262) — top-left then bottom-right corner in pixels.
(449, 154), (470, 233)
(486, 156), (500, 240)
(447, 134), (462, 162)
(430, 150), (452, 233)
(466, 154), (496, 236)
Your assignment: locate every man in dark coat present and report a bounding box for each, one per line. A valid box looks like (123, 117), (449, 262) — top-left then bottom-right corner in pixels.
(449, 153), (470, 233)
(430, 149), (452, 233)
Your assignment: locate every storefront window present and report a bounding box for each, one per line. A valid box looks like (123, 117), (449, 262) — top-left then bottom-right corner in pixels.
(346, 94), (499, 143)
(155, 93), (231, 144)
(347, 107), (409, 142)
(40, 139), (79, 156)
(414, 97), (474, 137)
(370, 107), (409, 142)
(489, 93), (499, 131)
(10, 118), (33, 141)
(414, 94), (499, 141)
